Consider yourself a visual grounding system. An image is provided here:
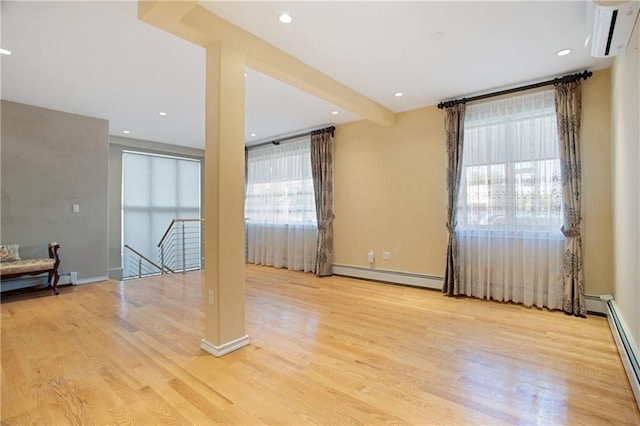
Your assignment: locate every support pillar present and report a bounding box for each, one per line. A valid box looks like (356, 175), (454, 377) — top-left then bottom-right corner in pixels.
(200, 39), (249, 357)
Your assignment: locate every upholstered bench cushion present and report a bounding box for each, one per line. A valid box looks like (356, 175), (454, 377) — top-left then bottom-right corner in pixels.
(0, 259), (55, 276)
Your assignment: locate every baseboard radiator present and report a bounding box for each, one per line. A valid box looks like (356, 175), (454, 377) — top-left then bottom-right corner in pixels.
(331, 264), (443, 290)
(602, 296), (640, 410)
(332, 264), (606, 314)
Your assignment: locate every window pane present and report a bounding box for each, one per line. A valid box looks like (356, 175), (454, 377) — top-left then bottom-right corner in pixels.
(245, 138), (317, 225)
(122, 152), (202, 270)
(458, 90), (562, 233)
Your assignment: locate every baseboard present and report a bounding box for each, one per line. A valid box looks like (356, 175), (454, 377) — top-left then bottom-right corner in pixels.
(602, 295), (640, 410)
(1, 273), (73, 291)
(332, 264), (443, 290)
(585, 293), (607, 315)
(332, 264), (607, 314)
(200, 335), (250, 357)
(75, 275), (109, 285)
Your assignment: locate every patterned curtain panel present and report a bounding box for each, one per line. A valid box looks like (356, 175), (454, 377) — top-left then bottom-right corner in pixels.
(442, 104), (466, 295)
(554, 81), (587, 317)
(310, 127), (335, 277)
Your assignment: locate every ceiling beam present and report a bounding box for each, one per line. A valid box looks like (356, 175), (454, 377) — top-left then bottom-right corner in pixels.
(138, 0), (397, 127)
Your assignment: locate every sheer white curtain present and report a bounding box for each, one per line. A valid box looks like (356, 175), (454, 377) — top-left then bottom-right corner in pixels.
(245, 138), (318, 272)
(457, 90), (564, 309)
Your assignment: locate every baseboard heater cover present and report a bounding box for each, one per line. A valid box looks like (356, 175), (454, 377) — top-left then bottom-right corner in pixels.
(332, 265), (606, 314)
(0, 272), (74, 291)
(75, 275), (109, 285)
(602, 295), (640, 411)
(332, 264), (443, 290)
(585, 293), (607, 315)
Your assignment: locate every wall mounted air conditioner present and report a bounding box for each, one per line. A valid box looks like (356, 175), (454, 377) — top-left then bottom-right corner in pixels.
(589, 1), (640, 57)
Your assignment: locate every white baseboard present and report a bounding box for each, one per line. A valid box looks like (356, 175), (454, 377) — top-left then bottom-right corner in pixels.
(332, 264), (443, 290)
(75, 275), (109, 285)
(332, 264), (607, 315)
(1, 273), (72, 290)
(585, 293), (607, 315)
(200, 335), (250, 357)
(602, 295), (640, 410)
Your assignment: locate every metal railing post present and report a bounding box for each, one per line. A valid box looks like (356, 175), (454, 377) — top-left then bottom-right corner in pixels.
(138, 258), (142, 278)
(181, 221), (186, 274)
(160, 245), (165, 274)
(153, 219), (204, 277)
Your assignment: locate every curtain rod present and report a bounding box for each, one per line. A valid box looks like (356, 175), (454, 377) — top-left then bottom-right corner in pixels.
(437, 70), (593, 110)
(245, 125), (335, 150)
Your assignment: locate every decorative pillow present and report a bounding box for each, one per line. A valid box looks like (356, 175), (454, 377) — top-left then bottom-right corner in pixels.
(0, 244), (21, 262)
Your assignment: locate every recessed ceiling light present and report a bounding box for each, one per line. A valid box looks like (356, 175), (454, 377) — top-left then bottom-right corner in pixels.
(331, 110), (339, 115)
(394, 92), (404, 97)
(278, 13), (292, 24)
(250, 133), (257, 137)
(556, 48), (572, 56)
(0, 48), (12, 55)
(123, 130), (130, 134)
(244, 72), (248, 77)
(158, 111), (167, 116)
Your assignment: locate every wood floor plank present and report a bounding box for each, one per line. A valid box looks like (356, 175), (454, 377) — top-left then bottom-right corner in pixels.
(2, 265), (639, 424)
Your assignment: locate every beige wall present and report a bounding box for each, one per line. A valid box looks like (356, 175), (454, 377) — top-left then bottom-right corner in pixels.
(334, 69), (613, 295)
(581, 69), (614, 295)
(611, 23), (639, 348)
(334, 105), (446, 277)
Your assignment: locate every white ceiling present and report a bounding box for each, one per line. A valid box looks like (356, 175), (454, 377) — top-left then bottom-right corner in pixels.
(1, 1), (612, 149)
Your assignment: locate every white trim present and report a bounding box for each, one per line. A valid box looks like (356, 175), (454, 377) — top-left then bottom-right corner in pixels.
(602, 296), (640, 410)
(332, 264), (443, 290)
(59, 273), (73, 286)
(75, 275), (109, 285)
(585, 293), (607, 315)
(332, 265), (607, 315)
(200, 335), (250, 357)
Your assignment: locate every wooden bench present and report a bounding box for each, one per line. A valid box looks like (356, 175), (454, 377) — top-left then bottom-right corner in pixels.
(0, 242), (61, 295)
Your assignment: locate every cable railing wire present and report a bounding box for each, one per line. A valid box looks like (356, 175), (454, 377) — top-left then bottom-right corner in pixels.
(123, 218), (203, 280)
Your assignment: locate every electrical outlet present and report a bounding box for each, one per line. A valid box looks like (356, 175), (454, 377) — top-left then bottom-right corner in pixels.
(367, 250), (374, 263)
(382, 251), (391, 260)
(208, 289), (215, 305)
(72, 204), (80, 213)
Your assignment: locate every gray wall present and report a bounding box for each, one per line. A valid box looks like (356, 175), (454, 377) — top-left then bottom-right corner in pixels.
(108, 135), (204, 280)
(1, 100), (109, 281)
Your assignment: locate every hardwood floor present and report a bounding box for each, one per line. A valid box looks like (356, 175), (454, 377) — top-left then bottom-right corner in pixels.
(2, 265), (639, 424)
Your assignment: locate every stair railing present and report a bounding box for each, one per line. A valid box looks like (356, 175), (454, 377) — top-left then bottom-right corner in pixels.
(157, 218), (204, 274)
(123, 244), (174, 279)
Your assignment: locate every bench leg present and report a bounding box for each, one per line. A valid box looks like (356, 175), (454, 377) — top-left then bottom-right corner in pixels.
(47, 270), (60, 295)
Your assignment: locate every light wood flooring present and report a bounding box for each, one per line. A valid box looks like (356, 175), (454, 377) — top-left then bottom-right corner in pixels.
(2, 265), (639, 424)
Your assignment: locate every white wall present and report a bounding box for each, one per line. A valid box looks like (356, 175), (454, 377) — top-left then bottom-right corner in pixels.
(611, 22), (640, 349)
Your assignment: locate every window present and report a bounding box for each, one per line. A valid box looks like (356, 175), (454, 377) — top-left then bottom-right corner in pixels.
(245, 138), (317, 226)
(244, 138), (317, 272)
(122, 151), (201, 278)
(456, 90), (564, 310)
(458, 90), (563, 234)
